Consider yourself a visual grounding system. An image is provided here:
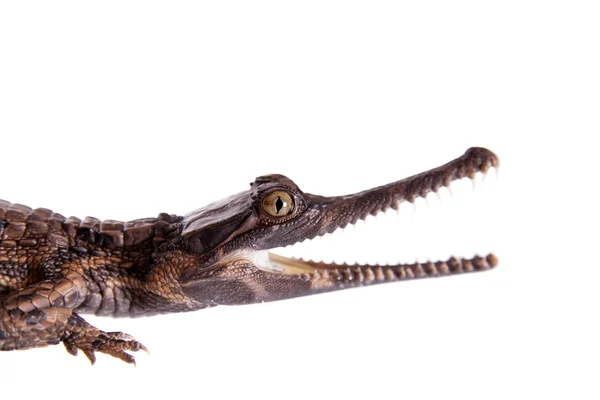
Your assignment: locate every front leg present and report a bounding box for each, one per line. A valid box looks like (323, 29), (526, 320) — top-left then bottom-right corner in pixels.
(0, 279), (146, 364)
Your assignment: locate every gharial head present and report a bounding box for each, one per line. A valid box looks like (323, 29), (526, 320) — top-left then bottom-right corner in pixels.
(178, 147), (499, 307)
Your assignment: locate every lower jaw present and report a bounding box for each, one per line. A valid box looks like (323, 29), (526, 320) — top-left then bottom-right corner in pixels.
(264, 252), (498, 289)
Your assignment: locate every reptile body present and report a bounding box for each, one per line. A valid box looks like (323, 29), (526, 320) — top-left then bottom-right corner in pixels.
(0, 147), (499, 364)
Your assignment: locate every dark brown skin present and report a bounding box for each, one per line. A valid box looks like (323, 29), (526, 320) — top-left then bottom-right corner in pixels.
(0, 147), (499, 364)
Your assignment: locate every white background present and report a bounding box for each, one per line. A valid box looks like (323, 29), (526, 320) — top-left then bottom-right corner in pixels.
(0, 1), (598, 399)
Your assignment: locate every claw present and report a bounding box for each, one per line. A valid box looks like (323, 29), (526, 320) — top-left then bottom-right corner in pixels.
(83, 349), (96, 365)
(113, 351), (136, 365)
(63, 341), (78, 356)
(139, 342), (150, 355)
(62, 327), (147, 365)
(109, 331), (135, 341)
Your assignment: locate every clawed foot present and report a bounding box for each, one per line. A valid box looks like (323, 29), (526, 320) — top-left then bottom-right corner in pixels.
(63, 316), (149, 365)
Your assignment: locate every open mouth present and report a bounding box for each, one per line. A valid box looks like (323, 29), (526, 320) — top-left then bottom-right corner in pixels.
(180, 147), (499, 303)
(259, 151), (499, 287)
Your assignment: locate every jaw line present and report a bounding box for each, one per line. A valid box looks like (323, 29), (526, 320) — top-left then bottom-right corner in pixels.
(264, 251), (499, 277)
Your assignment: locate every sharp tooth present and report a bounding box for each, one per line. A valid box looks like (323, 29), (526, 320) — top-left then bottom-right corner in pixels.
(487, 167), (499, 188)
(426, 190), (440, 209)
(377, 258), (389, 267)
(481, 170), (489, 185)
(416, 253), (430, 264)
(398, 200), (412, 215)
(461, 249), (477, 260)
(389, 205), (397, 217)
(414, 196), (427, 212)
(436, 190), (443, 202)
(437, 186), (451, 202)
(473, 172), (486, 191)
(354, 219), (366, 236)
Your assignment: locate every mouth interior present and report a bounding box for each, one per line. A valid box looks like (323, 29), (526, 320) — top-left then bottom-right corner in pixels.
(261, 167), (499, 276)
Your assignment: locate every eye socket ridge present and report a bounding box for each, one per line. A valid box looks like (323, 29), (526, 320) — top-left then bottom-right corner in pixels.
(261, 190), (295, 218)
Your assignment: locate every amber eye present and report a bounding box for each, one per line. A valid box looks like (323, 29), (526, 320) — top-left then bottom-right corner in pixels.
(262, 191), (294, 217)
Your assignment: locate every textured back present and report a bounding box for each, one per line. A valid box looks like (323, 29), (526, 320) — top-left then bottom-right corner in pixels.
(0, 199), (182, 251)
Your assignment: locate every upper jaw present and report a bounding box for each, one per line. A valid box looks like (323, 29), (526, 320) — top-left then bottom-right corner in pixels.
(258, 147), (499, 248)
(303, 147), (499, 235)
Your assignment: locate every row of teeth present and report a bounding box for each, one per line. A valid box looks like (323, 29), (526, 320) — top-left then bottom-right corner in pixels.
(270, 169), (499, 266)
(298, 254), (498, 282)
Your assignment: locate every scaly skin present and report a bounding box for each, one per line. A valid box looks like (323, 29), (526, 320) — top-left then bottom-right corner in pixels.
(0, 147), (499, 364)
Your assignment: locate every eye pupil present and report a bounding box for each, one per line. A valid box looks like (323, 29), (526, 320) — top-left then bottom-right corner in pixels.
(275, 197), (284, 214)
(262, 191), (294, 218)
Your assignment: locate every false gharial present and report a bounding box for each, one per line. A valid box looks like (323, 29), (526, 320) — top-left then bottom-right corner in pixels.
(0, 147), (499, 364)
